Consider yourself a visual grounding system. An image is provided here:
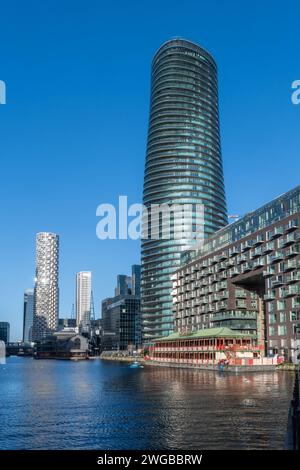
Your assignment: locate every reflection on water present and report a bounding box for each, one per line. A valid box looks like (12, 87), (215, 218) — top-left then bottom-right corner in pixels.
(0, 357), (293, 450)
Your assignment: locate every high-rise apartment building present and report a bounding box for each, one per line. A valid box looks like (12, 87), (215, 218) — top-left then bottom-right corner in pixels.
(23, 288), (34, 341)
(76, 271), (92, 334)
(32, 232), (59, 340)
(141, 39), (227, 340)
(171, 185), (300, 363)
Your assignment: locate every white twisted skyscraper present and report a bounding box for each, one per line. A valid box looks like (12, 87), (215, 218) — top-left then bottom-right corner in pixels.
(32, 232), (59, 340)
(76, 271), (92, 334)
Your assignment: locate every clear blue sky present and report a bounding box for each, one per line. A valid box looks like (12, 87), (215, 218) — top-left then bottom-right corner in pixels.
(0, 0), (299, 340)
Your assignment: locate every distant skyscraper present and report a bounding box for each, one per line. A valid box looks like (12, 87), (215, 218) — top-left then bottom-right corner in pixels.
(23, 289), (34, 341)
(76, 271), (92, 334)
(0, 322), (10, 344)
(115, 274), (132, 296)
(141, 39), (227, 340)
(131, 265), (141, 296)
(32, 232), (59, 340)
(101, 265), (141, 350)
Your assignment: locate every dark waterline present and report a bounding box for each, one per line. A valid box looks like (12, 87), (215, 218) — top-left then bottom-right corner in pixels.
(0, 357), (293, 450)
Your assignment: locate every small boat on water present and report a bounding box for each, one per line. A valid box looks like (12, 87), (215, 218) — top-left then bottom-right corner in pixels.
(129, 361), (144, 369)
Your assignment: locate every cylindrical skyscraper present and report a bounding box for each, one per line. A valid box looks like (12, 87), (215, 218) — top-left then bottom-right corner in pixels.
(32, 232), (59, 340)
(141, 39), (227, 340)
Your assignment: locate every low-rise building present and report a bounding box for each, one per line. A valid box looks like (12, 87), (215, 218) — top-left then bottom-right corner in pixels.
(0, 322), (10, 344)
(148, 327), (283, 367)
(35, 331), (89, 360)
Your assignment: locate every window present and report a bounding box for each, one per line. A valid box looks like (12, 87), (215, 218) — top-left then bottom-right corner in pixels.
(278, 325), (286, 336)
(269, 326), (275, 336)
(280, 312), (286, 323)
(290, 311), (300, 321)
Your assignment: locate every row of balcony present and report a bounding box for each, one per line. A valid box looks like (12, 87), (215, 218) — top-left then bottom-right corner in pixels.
(264, 284), (300, 301)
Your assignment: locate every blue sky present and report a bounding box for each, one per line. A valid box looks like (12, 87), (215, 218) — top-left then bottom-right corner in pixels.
(0, 0), (299, 340)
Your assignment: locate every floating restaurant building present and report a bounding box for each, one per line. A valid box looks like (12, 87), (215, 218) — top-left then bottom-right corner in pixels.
(148, 327), (282, 367)
(150, 186), (300, 365)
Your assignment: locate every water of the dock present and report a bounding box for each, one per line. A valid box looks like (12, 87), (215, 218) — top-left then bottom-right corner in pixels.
(0, 356), (294, 450)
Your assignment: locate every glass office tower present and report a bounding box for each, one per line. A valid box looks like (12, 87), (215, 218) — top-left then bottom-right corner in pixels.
(141, 39), (227, 340)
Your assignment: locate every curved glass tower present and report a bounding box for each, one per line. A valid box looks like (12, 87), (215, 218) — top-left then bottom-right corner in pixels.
(141, 39), (227, 340)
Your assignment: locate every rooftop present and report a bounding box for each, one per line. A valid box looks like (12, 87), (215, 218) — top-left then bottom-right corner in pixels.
(155, 327), (255, 342)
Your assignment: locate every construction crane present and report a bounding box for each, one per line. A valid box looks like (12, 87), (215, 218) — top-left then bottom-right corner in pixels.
(228, 214), (241, 223)
(70, 303), (75, 320)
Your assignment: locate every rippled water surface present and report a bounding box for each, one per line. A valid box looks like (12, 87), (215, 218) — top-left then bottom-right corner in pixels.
(0, 357), (293, 449)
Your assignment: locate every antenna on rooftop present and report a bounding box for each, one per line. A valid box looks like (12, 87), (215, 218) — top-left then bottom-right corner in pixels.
(70, 303), (75, 319)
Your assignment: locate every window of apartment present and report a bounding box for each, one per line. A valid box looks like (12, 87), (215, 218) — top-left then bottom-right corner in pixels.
(277, 300), (285, 311)
(268, 302), (275, 312)
(269, 313), (277, 324)
(269, 326), (275, 336)
(292, 297), (300, 308)
(280, 312), (286, 323)
(279, 287), (285, 298)
(278, 262), (285, 273)
(290, 311), (300, 321)
(278, 325), (287, 336)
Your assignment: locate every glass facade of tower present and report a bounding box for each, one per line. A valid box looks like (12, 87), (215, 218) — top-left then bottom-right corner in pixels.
(141, 39), (227, 340)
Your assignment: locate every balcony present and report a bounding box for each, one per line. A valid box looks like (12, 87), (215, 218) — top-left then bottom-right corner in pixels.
(253, 234), (264, 246)
(284, 259), (299, 271)
(218, 261), (227, 272)
(242, 263), (253, 273)
(211, 310), (257, 322)
(270, 251), (284, 263)
(237, 254), (248, 264)
(219, 290), (229, 300)
(264, 291), (275, 301)
(272, 276), (284, 287)
(230, 268), (240, 277)
(226, 259), (235, 268)
(236, 300), (247, 309)
(285, 219), (299, 233)
(217, 281), (227, 291)
(241, 240), (253, 252)
(285, 246), (300, 258)
(281, 232), (297, 247)
(284, 285), (300, 297)
(263, 268), (275, 277)
(235, 290), (247, 298)
(216, 300), (227, 310)
(251, 246), (264, 258)
(263, 242), (275, 254)
(253, 258), (265, 269)
(229, 246), (240, 257)
(285, 271), (300, 284)
(218, 251), (228, 261)
(268, 226), (284, 239)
